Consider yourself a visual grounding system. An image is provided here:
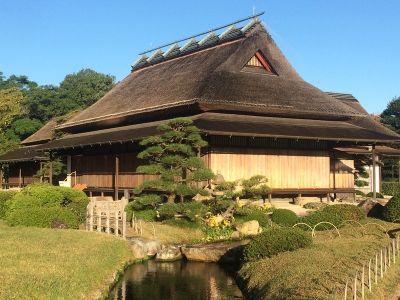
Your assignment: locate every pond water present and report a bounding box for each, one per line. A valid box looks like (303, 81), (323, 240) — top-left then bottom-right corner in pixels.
(108, 260), (243, 300)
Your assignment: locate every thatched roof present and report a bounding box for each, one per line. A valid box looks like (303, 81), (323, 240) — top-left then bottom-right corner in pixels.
(35, 112), (399, 151)
(21, 119), (58, 145)
(0, 145), (48, 163)
(57, 21), (366, 133)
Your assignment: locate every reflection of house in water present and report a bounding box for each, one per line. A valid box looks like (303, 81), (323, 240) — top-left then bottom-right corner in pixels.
(1, 15), (399, 201)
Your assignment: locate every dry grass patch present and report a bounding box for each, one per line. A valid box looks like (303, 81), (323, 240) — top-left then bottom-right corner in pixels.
(0, 221), (134, 299)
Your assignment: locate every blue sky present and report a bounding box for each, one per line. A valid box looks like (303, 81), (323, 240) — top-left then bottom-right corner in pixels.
(1, 0), (398, 113)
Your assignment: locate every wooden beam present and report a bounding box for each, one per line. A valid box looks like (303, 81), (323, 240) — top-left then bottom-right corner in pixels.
(372, 145), (376, 198)
(18, 166), (22, 188)
(0, 165), (3, 189)
(114, 155), (119, 201)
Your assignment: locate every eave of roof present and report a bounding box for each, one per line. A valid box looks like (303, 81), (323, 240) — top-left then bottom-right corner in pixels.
(0, 145), (49, 163)
(35, 113), (400, 152)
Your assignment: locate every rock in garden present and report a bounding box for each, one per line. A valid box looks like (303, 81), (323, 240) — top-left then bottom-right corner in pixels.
(155, 245), (182, 262)
(126, 237), (162, 258)
(358, 199), (385, 218)
(235, 220), (261, 236)
(181, 240), (249, 263)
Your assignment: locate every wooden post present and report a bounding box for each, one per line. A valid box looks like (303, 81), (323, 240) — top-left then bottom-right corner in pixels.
(368, 259), (372, 292)
(372, 145), (376, 198)
(361, 265), (365, 299)
(393, 239), (396, 264)
(90, 205), (94, 232)
(18, 166), (22, 188)
(114, 155), (119, 201)
(0, 165), (3, 189)
(380, 250), (383, 278)
(97, 210), (102, 232)
(375, 253), (378, 284)
(354, 273), (357, 300)
(115, 211), (119, 236)
(106, 210), (110, 234)
(384, 248), (387, 273)
(49, 152), (53, 185)
(388, 246), (391, 267)
(344, 279), (348, 300)
(122, 211), (127, 239)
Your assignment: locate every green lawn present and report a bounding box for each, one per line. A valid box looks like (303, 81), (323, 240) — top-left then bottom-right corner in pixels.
(238, 219), (400, 300)
(0, 221), (134, 299)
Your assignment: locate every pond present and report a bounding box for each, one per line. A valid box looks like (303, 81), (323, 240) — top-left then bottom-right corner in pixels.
(108, 260), (243, 300)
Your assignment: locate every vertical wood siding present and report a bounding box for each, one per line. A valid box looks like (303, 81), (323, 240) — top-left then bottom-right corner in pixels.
(208, 147), (331, 188)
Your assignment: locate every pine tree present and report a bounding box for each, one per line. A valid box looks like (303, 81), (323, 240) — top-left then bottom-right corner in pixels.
(134, 118), (214, 207)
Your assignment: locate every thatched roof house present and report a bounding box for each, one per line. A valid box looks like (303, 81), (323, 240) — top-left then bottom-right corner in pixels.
(1, 16), (399, 197)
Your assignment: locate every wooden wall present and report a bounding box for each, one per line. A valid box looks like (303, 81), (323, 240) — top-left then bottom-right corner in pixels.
(70, 146), (355, 191)
(330, 158), (355, 189)
(71, 153), (156, 189)
(7, 161), (41, 187)
(206, 147), (331, 189)
(206, 147), (354, 189)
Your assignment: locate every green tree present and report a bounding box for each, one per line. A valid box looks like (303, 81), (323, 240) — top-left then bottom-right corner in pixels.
(6, 118), (43, 141)
(381, 96), (400, 133)
(0, 88), (23, 130)
(58, 69), (115, 108)
(380, 96), (400, 181)
(134, 118), (214, 206)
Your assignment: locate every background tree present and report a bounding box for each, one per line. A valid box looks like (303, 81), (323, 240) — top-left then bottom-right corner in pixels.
(380, 96), (400, 181)
(0, 69), (115, 155)
(58, 69), (115, 108)
(133, 118), (214, 207)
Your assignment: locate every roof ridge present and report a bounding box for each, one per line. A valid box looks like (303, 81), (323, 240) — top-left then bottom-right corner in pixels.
(131, 15), (263, 72)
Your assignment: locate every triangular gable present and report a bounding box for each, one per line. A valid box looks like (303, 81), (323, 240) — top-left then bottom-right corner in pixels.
(244, 50), (276, 75)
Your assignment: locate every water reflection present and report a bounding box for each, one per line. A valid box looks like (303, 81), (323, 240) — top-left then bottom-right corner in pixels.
(109, 260), (243, 300)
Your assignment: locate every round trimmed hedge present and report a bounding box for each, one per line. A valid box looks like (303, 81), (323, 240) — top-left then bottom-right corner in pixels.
(243, 227), (312, 262)
(270, 208), (298, 226)
(5, 183), (89, 228)
(382, 195), (400, 222)
(321, 204), (366, 221)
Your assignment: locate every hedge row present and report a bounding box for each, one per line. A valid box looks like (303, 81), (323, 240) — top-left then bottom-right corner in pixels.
(382, 182), (400, 196)
(243, 227), (312, 262)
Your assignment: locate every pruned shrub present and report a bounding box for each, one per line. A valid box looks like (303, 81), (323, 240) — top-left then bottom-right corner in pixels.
(158, 202), (208, 221)
(6, 206), (79, 229)
(382, 182), (400, 196)
(382, 195), (400, 222)
(303, 202), (328, 210)
(366, 192), (384, 199)
(0, 191), (17, 219)
(57, 187), (89, 223)
(321, 204), (366, 222)
(234, 206), (270, 228)
(355, 179), (368, 187)
(356, 190), (366, 197)
(300, 210), (343, 229)
(271, 209), (298, 226)
(5, 183), (88, 228)
(242, 227), (312, 262)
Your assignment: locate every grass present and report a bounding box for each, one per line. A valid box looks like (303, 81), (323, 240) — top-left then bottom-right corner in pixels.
(0, 220), (134, 299)
(238, 219), (400, 300)
(127, 219), (205, 244)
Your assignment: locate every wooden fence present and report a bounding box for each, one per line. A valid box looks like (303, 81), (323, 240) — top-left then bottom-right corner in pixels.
(339, 236), (399, 299)
(86, 197), (128, 239)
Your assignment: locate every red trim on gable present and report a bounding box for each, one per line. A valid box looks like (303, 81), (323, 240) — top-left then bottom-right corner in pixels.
(254, 51), (275, 74)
